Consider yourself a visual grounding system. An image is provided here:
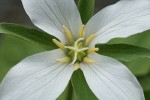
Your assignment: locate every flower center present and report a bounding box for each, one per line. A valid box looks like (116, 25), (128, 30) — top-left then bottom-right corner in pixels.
(52, 25), (99, 70)
(65, 38), (88, 65)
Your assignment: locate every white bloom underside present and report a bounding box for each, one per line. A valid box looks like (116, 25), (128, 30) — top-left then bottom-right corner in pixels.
(1, 0), (150, 100)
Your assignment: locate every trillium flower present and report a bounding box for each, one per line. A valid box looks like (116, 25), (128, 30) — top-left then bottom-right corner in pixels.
(0, 0), (150, 100)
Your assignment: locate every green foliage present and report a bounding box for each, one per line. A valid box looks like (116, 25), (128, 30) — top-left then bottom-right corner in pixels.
(71, 69), (97, 100)
(0, 35), (43, 82)
(139, 75), (150, 91)
(109, 30), (150, 49)
(124, 58), (150, 76)
(144, 91), (150, 100)
(57, 82), (74, 100)
(96, 44), (150, 62)
(138, 75), (150, 100)
(0, 23), (57, 50)
(78, 0), (95, 24)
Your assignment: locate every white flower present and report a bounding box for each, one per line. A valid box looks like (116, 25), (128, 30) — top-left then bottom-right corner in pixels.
(0, 0), (150, 100)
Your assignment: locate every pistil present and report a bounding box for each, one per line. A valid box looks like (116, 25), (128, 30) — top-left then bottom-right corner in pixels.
(65, 38), (88, 65)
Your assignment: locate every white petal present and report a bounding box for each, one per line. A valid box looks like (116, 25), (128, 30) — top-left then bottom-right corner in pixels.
(80, 53), (144, 100)
(0, 49), (74, 100)
(21, 0), (82, 42)
(85, 0), (150, 46)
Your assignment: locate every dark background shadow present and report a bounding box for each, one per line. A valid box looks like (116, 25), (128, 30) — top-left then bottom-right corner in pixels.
(0, 0), (119, 25)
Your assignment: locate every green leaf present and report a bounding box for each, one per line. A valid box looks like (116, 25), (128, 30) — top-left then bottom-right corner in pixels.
(78, 0), (95, 24)
(107, 31), (150, 76)
(124, 58), (150, 76)
(108, 30), (150, 49)
(144, 91), (150, 100)
(96, 44), (150, 62)
(138, 75), (150, 91)
(0, 35), (43, 82)
(71, 69), (97, 100)
(0, 23), (57, 50)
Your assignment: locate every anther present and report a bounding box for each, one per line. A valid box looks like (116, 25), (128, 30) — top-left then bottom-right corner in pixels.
(88, 48), (99, 53)
(83, 57), (95, 64)
(85, 34), (96, 45)
(56, 57), (70, 63)
(79, 25), (85, 38)
(74, 63), (80, 70)
(63, 25), (73, 42)
(52, 39), (65, 50)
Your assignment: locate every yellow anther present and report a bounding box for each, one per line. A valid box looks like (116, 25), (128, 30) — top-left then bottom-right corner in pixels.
(88, 48), (99, 53)
(85, 34), (96, 45)
(74, 63), (80, 70)
(83, 57), (95, 64)
(79, 25), (85, 38)
(52, 39), (65, 50)
(63, 25), (73, 42)
(56, 57), (70, 63)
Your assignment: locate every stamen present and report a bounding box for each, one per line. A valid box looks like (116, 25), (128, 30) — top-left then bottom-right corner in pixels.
(79, 25), (85, 38)
(85, 34), (96, 45)
(52, 39), (65, 50)
(74, 63), (80, 70)
(56, 57), (70, 63)
(83, 57), (95, 64)
(88, 48), (99, 53)
(70, 52), (78, 65)
(63, 25), (73, 42)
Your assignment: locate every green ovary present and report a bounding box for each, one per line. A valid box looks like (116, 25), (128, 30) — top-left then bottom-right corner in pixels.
(67, 42), (87, 63)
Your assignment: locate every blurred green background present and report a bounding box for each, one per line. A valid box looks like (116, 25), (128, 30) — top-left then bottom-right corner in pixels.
(0, 0), (150, 99)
